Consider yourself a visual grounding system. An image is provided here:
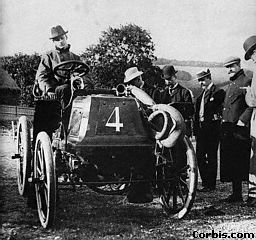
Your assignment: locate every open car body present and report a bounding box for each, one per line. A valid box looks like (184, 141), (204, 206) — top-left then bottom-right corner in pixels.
(14, 60), (198, 228)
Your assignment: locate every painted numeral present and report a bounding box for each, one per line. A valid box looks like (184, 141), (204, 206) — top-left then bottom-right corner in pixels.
(105, 107), (124, 132)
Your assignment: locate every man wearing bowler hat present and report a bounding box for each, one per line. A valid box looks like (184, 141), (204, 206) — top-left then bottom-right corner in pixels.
(159, 65), (194, 203)
(220, 56), (252, 203)
(160, 65), (194, 137)
(194, 69), (225, 192)
(243, 35), (256, 207)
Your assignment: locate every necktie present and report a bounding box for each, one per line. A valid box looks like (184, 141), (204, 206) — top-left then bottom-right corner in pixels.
(199, 90), (206, 122)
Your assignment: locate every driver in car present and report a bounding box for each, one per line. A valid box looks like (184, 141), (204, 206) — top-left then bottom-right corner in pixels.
(36, 25), (81, 108)
(34, 25), (89, 143)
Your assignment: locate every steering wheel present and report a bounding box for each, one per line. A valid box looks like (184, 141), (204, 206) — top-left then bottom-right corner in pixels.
(53, 60), (90, 79)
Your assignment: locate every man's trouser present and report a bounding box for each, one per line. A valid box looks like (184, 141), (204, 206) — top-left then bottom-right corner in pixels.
(249, 136), (256, 198)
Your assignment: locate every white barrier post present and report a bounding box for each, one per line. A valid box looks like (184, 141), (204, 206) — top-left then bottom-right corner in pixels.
(11, 120), (15, 141)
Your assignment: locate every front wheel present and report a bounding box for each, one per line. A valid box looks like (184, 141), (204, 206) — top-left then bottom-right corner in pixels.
(157, 136), (197, 219)
(34, 132), (56, 228)
(16, 116), (32, 196)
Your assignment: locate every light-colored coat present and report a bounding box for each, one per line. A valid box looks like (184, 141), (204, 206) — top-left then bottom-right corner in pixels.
(36, 45), (80, 92)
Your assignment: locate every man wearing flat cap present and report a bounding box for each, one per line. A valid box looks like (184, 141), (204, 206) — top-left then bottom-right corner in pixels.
(243, 35), (256, 207)
(159, 65), (194, 137)
(220, 56), (252, 203)
(194, 69), (225, 192)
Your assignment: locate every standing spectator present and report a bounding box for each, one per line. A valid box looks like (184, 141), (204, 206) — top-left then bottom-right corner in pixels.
(160, 65), (194, 137)
(159, 65), (194, 194)
(220, 56), (252, 203)
(194, 69), (225, 192)
(243, 35), (256, 207)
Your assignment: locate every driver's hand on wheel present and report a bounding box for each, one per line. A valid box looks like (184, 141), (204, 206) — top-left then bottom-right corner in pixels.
(71, 75), (85, 90)
(44, 91), (56, 100)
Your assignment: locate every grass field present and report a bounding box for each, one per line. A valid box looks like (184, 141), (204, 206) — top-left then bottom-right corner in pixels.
(1, 133), (256, 240)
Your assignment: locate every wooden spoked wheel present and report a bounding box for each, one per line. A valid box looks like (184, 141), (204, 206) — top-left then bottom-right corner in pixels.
(157, 136), (198, 219)
(16, 116), (32, 196)
(34, 132), (56, 228)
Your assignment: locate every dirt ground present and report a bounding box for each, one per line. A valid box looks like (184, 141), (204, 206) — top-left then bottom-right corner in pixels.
(1, 132), (256, 240)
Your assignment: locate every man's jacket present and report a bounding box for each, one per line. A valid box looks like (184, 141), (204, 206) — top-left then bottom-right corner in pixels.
(36, 45), (80, 92)
(194, 84), (225, 136)
(222, 69), (252, 125)
(160, 83), (194, 119)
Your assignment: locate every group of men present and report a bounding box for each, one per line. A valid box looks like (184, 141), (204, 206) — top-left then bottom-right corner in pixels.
(35, 25), (256, 206)
(193, 39), (256, 208)
(121, 37), (256, 207)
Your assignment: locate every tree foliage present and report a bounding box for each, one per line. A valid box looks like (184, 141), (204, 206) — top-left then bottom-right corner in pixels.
(1, 53), (41, 106)
(81, 24), (159, 88)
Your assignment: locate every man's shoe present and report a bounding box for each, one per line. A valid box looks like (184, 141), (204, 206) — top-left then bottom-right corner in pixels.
(244, 197), (256, 207)
(198, 187), (215, 193)
(221, 194), (243, 203)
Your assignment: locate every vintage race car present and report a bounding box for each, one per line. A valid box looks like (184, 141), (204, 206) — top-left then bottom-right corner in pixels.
(13, 60), (198, 228)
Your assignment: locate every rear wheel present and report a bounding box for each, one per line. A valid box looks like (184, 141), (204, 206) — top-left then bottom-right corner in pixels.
(157, 136), (197, 219)
(34, 132), (56, 228)
(16, 116), (32, 196)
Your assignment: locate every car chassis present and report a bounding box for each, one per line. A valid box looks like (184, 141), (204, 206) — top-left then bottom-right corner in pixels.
(13, 60), (198, 228)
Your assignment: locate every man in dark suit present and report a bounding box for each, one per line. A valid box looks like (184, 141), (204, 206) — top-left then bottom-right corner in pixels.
(160, 65), (194, 137)
(194, 69), (225, 192)
(220, 56), (252, 203)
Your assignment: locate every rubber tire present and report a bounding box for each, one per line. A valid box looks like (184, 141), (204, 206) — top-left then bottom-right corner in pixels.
(16, 116), (32, 196)
(34, 132), (56, 228)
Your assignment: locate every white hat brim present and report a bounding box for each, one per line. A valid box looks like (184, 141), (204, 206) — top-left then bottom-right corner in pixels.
(124, 71), (143, 83)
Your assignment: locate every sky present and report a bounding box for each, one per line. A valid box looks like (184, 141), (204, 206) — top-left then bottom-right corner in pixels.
(1, 0), (256, 65)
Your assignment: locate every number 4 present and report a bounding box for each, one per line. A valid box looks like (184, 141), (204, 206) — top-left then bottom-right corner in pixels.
(105, 107), (124, 132)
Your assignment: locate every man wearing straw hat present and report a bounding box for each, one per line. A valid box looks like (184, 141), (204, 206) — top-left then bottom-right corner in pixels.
(194, 69), (225, 192)
(123, 66), (161, 103)
(122, 66), (154, 203)
(243, 35), (256, 207)
(220, 56), (252, 203)
(123, 66), (145, 89)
